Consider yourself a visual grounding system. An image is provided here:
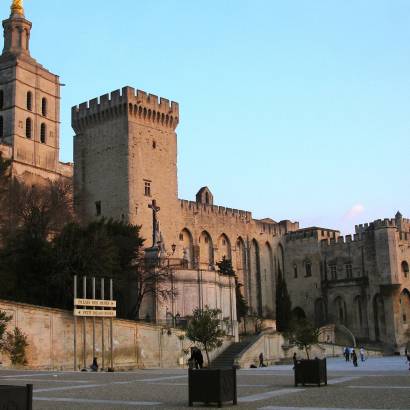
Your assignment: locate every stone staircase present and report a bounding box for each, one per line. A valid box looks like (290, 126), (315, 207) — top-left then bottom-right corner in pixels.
(211, 337), (257, 368)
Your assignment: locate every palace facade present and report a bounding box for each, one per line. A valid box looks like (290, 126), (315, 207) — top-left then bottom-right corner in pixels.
(1, 2), (409, 351)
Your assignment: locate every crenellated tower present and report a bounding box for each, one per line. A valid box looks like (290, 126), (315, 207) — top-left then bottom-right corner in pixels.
(72, 86), (180, 249)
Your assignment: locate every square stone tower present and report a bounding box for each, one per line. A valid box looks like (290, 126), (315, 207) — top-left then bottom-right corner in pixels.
(0, 2), (64, 181)
(72, 86), (180, 249)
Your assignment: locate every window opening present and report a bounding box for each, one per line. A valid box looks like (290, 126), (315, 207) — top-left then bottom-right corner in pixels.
(25, 118), (32, 138)
(345, 264), (353, 279)
(40, 123), (46, 143)
(42, 98), (47, 117)
(144, 181), (151, 197)
(330, 265), (337, 280)
(305, 261), (312, 277)
(27, 91), (32, 111)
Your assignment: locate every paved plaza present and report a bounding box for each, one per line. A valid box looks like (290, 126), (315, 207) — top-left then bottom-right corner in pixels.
(0, 357), (409, 409)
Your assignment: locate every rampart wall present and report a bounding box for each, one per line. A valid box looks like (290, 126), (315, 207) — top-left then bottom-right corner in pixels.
(0, 300), (232, 370)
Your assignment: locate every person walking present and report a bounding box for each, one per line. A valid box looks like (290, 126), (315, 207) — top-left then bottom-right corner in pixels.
(293, 352), (297, 370)
(188, 347), (197, 369)
(352, 349), (358, 367)
(406, 351), (410, 371)
(344, 347), (350, 362)
(259, 352), (265, 367)
(90, 357), (99, 372)
(194, 347), (204, 369)
(360, 346), (365, 362)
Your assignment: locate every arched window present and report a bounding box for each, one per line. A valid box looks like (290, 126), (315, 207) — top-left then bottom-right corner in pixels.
(41, 97), (47, 117)
(25, 118), (32, 138)
(26, 91), (32, 111)
(235, 237), (246, 286)
(305, 260), (312, 277)
(0, 116), (3, 138)
(217, 234), (231, 262)
(179, 228), (194, 269)
(402, 261), (409, 279)
(0, 90), (4, 110)
(334, 296), (347, 325)
(199, 231), (214, 270)
(400, 289), (410, 324)
(40, 123), (46, 143)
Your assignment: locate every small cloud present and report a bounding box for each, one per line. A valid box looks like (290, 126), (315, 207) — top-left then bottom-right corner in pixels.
(344, 203), (365, 220)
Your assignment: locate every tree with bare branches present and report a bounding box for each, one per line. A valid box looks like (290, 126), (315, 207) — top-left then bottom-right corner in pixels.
(132, 256), (178, 320)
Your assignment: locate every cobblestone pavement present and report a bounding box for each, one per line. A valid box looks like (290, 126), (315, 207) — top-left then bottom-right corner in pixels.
(0, 357), (409, 409)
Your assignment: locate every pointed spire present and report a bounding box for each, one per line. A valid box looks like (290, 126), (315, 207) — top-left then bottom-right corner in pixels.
(10, 0), (24, 17)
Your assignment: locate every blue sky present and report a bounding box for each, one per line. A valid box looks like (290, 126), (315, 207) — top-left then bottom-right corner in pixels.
(6, 1), (409, 233)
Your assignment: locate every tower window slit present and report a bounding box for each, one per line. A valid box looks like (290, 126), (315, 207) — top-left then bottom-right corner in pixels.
(27, 91), (32, 111)
(25, 117), (32, 138)
(40, 123), (46, 143)
(42, 97), (47, 117)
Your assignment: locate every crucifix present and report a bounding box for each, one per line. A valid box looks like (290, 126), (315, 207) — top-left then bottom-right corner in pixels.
(148, 199), (160, 247)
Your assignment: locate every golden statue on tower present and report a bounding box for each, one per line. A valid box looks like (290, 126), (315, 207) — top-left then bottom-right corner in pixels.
(11, 0), (24, 16)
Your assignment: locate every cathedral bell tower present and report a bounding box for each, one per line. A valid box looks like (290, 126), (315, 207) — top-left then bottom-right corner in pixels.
(3, 1), (32, 58)
(0, 0), (63, 181)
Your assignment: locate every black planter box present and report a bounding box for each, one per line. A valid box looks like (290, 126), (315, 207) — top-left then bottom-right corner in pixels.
(188, 368), (237, 407)
(0, 384), (33, 410)
(294, 358), (327, 387)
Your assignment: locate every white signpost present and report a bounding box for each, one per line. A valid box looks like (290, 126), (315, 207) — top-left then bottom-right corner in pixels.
(73, 276), (116, 371)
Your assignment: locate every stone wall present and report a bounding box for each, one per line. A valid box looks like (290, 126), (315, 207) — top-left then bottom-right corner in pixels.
(236, 331), (383, 369)
(0, 300), (233, 370)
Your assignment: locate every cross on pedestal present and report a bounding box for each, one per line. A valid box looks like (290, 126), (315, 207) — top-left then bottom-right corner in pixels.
(148, 199), (160, 247)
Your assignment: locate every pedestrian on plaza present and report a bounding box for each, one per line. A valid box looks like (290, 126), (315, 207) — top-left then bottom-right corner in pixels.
(293, 352), (297, 370)
(194, 347), (204, 369)
(90, 357), (98, 372)
(259, 352), (265, 367)
(360, 346), (365, 362)
(352, 349), (358, 367)
(406, 352), (410, 371)
(349, 346), (354, 361)
(188, 347), (196, 369)
(344, 347), (350, 362)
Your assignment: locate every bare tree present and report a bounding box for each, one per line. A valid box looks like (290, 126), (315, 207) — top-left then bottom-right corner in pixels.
(2, 177), (73, 241)
(132, 257), (178, 320)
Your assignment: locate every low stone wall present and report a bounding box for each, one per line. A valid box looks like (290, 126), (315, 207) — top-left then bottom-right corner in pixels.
(0, 300), (233, 370)
(236, 332), (384, 368)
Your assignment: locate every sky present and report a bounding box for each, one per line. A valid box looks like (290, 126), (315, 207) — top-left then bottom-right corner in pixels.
(5, 1), (409, 234)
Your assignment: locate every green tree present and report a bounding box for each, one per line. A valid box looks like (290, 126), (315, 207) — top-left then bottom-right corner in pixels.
(0, 223), (53, 305)
(285, 318), (319, 359)
(3, 327), (29, 366)
(49, 219), (145, 318)
(216, 257), (249, 323)
(186, 306), (226, 366)
(276, 268), (292, 331)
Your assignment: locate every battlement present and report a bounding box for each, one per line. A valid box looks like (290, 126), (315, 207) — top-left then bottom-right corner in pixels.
(286, 227), (339, 242)
(179, 199), (252, 222)
(320, 230), (375, 248)
(72, 86), (179, 133)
